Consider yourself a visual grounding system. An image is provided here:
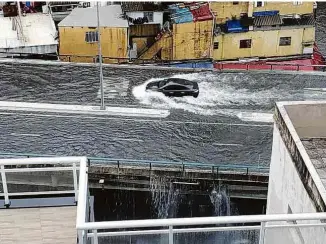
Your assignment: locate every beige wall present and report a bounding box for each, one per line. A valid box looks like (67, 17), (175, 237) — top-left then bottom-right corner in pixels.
(59, 26), (128, 63)
(253, 1), (314, 15)
(213, 27), (315, 60)
(210, 2), (314, 25)
(210, 2), (249, 24)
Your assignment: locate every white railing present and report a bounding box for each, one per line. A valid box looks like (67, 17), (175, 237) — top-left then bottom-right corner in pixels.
(75, 157), (326, 244)
(0, 156), (87, 206)
(1, 156), (326, 244)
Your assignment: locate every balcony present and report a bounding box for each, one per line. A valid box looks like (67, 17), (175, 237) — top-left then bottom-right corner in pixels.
(0, 156), (325, 244)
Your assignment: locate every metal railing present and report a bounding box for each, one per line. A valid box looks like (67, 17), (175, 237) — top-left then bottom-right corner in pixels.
(0, 156), (86, 206)
(1, 51), (325, 72)
(0, 156), (326, 244)
(76, 160), (326, 244)
(0, 152), (270, 175)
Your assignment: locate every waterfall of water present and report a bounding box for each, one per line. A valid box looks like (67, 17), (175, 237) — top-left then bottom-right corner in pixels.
(209, 186), (259, 244)
(150, 175), (180, 219)
(209, 187), (231, 217)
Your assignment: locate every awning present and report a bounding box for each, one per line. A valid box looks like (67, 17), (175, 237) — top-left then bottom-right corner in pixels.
(254, 15), (283, 26)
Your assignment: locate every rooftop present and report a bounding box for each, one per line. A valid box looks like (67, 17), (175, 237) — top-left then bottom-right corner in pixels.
(0, 13), (57, 49)
(121, 2), (164, 12)
(58, 5), (129, 28)
(276, 101), (326, 204)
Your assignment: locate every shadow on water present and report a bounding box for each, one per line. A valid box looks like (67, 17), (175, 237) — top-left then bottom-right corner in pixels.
(93, 176), (261, 244)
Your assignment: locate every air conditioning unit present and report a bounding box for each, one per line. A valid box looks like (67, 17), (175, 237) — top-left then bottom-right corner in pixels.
(294, 14), (301, 19)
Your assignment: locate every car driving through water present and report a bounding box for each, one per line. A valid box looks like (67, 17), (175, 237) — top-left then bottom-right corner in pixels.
(145, 78), (199, 98)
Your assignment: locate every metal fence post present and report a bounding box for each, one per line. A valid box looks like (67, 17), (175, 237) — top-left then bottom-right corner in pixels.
(78, 230), (86, 244)
(0, 165), (10, 207)
(73, 162), (78, 202)
(259, 221), (266, 244)
(169, 226), (173, 244)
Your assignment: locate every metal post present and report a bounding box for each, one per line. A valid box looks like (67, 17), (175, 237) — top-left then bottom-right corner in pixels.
(90, 196), (98, 244)
(259, 222), (266, 244)
(73, 162), (78, 202)
(169, 226), (173, 244)
(78, 230), (86, 244)
(97, 1), (105, 110)
(0, 165), (10, 207)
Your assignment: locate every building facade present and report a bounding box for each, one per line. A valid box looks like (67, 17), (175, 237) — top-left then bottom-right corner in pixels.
(58, 5), (128, 63)
(266, 101), (326, 244)
(211, 1), (315, 61)
(139, 1), (316, 62)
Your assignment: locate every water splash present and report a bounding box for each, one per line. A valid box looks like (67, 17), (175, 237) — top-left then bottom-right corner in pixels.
(150, 175), (180, 219)
(132, 72), (295, 116)
(209, 187), (231, 217)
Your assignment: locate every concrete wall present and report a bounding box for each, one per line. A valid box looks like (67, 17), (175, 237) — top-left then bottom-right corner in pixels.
(210, 2), (313, 25)
(172, 20), (213, 60)
(253, 2), (314, 15)
(213, 27), (315, 60)
(59, 26), (128, 63)
(266, 124), (326, 244)
(210, 2), (249, 24)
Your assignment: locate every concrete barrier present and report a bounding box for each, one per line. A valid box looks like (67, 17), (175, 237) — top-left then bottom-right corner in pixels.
(0, 101), (170, 118)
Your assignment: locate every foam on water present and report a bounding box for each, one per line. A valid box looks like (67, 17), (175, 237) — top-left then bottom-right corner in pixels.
(132, 72), (290, 117)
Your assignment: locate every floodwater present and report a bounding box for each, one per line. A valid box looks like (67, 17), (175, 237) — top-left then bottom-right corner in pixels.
(0, 4), (325, 166)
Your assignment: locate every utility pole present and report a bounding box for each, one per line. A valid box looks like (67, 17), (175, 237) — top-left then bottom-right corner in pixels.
(97, 1), (105, 110)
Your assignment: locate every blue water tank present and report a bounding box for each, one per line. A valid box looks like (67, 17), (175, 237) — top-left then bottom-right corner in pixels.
(226, 20), (248, 33)
(253, 10), (279, 17)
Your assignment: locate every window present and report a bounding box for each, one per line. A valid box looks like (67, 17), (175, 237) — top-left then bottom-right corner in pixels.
(255, 1), (264, 7)
(293, 1), (303, 5)
(165, 85), (185, 90)
(85, 31), (98, 43)
(144, 12), (154, 22)
(279, 37), (291, 46)
(233, 1), (239, 5)
(239, 39), (252, 49)
(213, 42), (219, 49)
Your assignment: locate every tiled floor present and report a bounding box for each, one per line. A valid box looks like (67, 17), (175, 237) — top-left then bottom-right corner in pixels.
(0, 206), (76, 244)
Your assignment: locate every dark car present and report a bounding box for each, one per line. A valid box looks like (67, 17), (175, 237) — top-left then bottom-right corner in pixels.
(145, 78), (199, 98)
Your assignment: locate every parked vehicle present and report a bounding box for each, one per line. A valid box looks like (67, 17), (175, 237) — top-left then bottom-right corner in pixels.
(145, 78), (199, 98)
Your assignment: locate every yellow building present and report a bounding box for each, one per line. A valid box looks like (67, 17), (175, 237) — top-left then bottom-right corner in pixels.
(213, 25), (315, 60)
(139, 1), (316, 62)
(210, 1), (314, 23)
(211, 1), (316, 61)
(58, 5), (129, 63)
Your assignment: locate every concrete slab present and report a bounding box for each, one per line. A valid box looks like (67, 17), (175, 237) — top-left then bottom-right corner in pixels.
(0, 206), (76, 244)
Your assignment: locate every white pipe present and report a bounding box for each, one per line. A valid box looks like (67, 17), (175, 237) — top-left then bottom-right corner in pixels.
(76, 157), (88, 227)
(73, 162), (78, 202)
(85, 223), (326, 238)
(0, 165), (10, 205)
(0, 156), (85, 166)
(77, 212), (326, 230)
(3, 167), (78, 172)
(0, 190), (75, 196)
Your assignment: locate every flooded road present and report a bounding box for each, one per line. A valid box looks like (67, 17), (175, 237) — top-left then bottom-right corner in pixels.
(0, 3), (326, 166)
(0, 60), (326, 166)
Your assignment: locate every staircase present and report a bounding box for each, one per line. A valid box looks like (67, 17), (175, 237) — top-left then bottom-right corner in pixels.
(12, 16), (27, 43)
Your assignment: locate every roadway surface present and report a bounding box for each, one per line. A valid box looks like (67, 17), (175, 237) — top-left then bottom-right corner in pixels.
(0, 61), (326, 166)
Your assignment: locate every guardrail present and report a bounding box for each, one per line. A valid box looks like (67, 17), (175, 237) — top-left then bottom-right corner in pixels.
(214, 62), (326, 72)
(1, 51), (325, 72)
(0, 156), (86, 207)
(76, 158), (326, 244)
(0, 156), (325, 244)
(0, 152), (270, 175)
